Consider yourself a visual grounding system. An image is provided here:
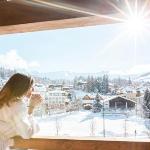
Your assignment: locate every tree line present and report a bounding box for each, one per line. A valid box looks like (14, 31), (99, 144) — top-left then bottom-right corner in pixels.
(0, 67), (16, 79)
(143, 89), (150, 118)
(74, 75), (109, 94)
(144, 89), (150, 110)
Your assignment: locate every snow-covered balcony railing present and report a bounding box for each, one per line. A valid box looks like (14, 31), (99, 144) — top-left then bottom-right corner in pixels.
(13, 136), (150, 150)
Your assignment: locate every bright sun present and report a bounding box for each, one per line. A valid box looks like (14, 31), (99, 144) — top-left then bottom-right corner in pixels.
(121, 1), (149, 36)
(125, 14), (146, 35)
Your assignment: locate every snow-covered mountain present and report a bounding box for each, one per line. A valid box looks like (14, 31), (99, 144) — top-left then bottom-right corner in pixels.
(31, 71), (109, 80)
(0, 66), (145, 81)
(30, 70), (137, 80)
(136, 72), (150, 82)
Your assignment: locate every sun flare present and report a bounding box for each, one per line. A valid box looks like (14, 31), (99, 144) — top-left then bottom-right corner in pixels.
(28, 0), (150, 66)
(29, 0), (150, 36)
(124, 14), (146, 35)
(107, 0), (150, 36)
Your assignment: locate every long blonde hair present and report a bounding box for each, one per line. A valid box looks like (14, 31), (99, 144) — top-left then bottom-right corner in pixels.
(0, 73), (33, 107)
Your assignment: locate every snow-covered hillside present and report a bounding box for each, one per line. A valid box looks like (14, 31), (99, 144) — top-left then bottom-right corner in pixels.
(136, 72), (150, 82)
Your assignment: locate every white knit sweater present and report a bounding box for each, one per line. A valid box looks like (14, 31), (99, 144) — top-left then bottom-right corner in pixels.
(0, 99), (39, 150)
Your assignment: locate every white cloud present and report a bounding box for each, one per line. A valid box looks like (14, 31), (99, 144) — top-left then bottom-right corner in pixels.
(29, 61), (40, 68)
(0, 50), (40, 70)
(109, 64), (150, 75)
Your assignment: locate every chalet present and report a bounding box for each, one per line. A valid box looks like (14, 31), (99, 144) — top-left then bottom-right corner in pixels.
(82, 95), (94, 107)
(82, 94), (103, 110)
(48, 84), (63, 91)
(62, 85), (74, 92)
(48, 84), (55, 90)
(76, 80), (87, 90)
(103, 96), (136, 110)
(34, 83), (47, 92)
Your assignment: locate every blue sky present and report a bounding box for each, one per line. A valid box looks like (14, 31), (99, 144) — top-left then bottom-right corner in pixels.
(0, 23), (149, 74)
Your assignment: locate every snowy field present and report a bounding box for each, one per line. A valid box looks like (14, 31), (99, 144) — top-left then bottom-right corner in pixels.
(34, 111), (150, 139)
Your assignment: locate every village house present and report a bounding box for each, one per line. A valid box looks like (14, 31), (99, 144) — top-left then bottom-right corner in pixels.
(82, 95), (94, 109)
(46, 90), (70, 105)
(62, 85), (74, 92)
(102, 96), (136, 110)
(82, 93), (103, 110)
(76, 80), (87, 90)
(48, 84), (63, 91)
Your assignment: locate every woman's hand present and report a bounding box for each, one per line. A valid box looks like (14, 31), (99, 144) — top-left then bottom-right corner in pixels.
(29, 93), (43, 108)
(28, 93), (43, 115)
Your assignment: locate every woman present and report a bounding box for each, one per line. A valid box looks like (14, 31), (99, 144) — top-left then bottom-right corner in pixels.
(0, 73), (42, 150)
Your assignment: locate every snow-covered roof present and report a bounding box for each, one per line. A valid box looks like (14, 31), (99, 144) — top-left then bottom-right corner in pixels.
(34, 83), (47, 92)
(49, 90), (67, 94)
(63, 86), (73, 89)
(49, 84), (63, 87)
(102, 96), (136, 103)
(82, 95), (95, 100)
(82, 100), (94, 104)
(124, 86), (136, 92)
(78, 80), (87, 84)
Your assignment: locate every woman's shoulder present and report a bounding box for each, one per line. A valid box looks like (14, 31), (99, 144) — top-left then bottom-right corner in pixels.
(10, 99), (28, 114)
(0, 99), (27, 120)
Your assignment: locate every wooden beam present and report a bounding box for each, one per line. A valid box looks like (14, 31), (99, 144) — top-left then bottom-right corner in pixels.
(0, 0), (86, 26)
(13, 137), (150, 150)
(0, 15), (121, 35)
(0, 0), (121, 26)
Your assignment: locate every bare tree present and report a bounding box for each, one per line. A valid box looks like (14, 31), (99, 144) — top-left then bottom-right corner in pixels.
(55, 117), (61, 136)
(90, 119), (96, 136)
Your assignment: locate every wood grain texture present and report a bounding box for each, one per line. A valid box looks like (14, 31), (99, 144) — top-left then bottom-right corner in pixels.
(13, 137), (150, 150)
(0, 0), (120, 26)
(0, 15), (121, 35)
(0, 0), (123, 35)
(0, 0), (150, 35)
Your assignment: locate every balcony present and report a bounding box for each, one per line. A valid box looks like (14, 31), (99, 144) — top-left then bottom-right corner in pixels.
(13, 136), (150, 150)
(1, 1), (150, 150)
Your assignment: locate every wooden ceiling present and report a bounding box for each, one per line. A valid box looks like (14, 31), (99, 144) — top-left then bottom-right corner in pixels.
(0, 0), (148, 34)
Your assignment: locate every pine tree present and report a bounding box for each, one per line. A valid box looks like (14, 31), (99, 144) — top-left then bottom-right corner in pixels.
(101, 75), (109, 94)
(104, 75), (109, 94)
(67, 93), (72, 100)
(95, 77), (102, 93)
(91, 76), (95, 93)
(86, 76), (95, 93)
(92, 93), (102, 113)
(144, 89), (149, 106)
(143, 89), (150, 118)
(128, 77), (132, 85)
(146, 93), (150, 110)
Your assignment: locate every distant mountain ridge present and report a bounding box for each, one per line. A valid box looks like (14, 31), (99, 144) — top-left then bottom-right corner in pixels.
(139, 72), (150, 78)
(1, 67), (150, 81)
(31, 71), (109, 80)
(31, 70), (137, 80)
(136, 72), (150, 82)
